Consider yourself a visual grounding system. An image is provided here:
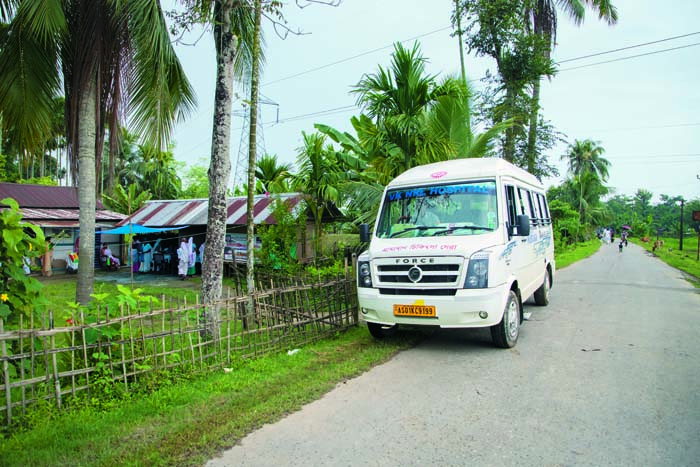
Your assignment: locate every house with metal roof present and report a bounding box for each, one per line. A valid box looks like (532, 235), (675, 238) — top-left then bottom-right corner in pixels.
(0, 183), (126, 272)
(117, 193), (343, 265)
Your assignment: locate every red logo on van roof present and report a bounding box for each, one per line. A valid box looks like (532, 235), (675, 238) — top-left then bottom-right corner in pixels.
(431, 171), (447, 179)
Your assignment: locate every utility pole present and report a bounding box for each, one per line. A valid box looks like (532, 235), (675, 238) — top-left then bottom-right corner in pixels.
(679, 198), (685, 251)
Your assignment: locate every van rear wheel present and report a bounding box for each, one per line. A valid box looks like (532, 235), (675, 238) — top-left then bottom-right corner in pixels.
(533, 269), (550, 306)
(367, 322), (398, 339)
(491, 291), (520, 348)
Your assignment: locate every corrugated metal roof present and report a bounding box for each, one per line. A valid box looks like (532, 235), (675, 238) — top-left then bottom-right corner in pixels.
(118, 193), (306, 227)
(16, 208), (125, 228)
(0, 183), (108, 209)
(19, 208), (125, 221)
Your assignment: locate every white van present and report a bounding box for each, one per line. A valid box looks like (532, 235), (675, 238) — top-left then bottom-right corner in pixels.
(357, 158), (555, 348)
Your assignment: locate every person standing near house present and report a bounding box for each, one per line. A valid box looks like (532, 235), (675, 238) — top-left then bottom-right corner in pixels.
(187, 237), (196, 276)
(132, 239), (141, 272)
(177, 239), (189, 280)
(42, 237), (53, 276)
(196, 241), (205, 275)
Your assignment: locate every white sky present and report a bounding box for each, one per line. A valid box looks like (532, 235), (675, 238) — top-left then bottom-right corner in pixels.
(170, 0), (700, 202)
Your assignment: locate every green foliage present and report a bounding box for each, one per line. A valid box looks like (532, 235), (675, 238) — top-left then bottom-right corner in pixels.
(255, 153), (291, 194)
(554, 239), (601, 270)
(102, 183), (152, 215)
(256, 198), (305, 273)
(561, 139), (610, 181)
(17, 177), (58, 186)
(0, 153), (6, 181)
(305, 259), (347, 281)
(457, 0), (555, 164)
(0, 198), (46, 325)
(180, 158), (210, 198)
(548, 199), (581, 248)
(633, 236), (699, 286)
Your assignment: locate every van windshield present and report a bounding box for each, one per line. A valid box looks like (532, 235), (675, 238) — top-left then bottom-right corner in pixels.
(376, 181), (498, 239)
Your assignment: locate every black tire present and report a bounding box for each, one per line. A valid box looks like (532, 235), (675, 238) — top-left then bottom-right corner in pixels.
(533, 269), (550, 306)
(490, 291), (520, 348)
(367, 322), (398, 339)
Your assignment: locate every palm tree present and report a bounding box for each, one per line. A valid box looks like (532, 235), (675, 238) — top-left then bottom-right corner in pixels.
(524, 0), (618, 173)
(0, 0), (195, 304)
(319, 58), (510, 228)
(102, 183), (152, 215)
(291, 132), (342, 258)
(255, 153), (291, 194)
(352, 42), (463, 176)
(562, 139), (610, 181)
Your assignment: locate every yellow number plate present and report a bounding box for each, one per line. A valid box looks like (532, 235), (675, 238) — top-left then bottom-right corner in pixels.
(393, 304), (436, 318)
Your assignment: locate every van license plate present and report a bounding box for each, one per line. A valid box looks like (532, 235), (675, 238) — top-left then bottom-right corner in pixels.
(393, 304), (436, 317)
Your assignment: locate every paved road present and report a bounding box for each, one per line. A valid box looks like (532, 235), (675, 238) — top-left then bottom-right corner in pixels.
(207, 243), (700, 467)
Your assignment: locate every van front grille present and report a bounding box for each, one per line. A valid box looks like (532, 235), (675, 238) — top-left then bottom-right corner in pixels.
(374, 256), (464, 288)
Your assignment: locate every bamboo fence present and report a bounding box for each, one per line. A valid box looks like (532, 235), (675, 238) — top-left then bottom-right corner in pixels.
(0, 275), (358, 426)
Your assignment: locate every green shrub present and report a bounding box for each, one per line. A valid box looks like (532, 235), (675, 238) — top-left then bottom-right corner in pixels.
(0, 198), (47, 326)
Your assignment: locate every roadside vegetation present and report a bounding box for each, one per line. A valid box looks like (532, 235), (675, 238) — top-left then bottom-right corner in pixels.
(632, 236), (700, 287)
(0, 326), (421, 467)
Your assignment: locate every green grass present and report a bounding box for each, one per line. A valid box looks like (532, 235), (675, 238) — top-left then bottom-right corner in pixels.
(554, 239), (601, 269)
(0, 326), (422, 467)
(35, 273), (202, 315)
(632, 236), (700, 287)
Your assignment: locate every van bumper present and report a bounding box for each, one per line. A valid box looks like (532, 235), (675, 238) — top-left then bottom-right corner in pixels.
(358, 283), (510, 328)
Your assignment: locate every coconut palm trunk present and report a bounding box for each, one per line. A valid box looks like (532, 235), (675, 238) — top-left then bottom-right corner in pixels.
(201, 0), (238, 331)
(76, 78), (97, 304)
(245, 0), (262, 299)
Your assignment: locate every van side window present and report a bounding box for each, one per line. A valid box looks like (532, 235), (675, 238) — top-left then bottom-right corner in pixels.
(537, 194), (551, 224)
(505, 185), (518, 230)
(517, 187), (535, 224)
(526, 190), (540, 224)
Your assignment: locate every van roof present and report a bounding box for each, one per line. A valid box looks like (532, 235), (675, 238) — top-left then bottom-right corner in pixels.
(388, 158), (543, 190)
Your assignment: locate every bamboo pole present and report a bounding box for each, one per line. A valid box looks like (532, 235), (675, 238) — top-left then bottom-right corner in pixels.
(1, 319), (12, 424)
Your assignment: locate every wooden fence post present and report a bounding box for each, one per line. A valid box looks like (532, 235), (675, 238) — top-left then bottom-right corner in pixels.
(0, 319), (12, 424)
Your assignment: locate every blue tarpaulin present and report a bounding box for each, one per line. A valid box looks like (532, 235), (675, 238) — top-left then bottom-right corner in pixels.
(99, 223), (187, 235)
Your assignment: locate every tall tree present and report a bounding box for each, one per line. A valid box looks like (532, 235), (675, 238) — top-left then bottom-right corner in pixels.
(351, 42), (463, 175)
(245, 0), (262, 316)
(455, 0), (554, 163)
(291, 131), (342, 257)
(318, 46), (510, 227)
(171, 0), (257, 313)
(524, 0), (618, 173)
(561, 138), (610, 181)
(0, 0), (195, 304)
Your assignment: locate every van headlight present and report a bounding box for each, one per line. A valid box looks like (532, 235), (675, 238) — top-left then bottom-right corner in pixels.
(357, 261), (372, 288)
(464, 252), (489, 289)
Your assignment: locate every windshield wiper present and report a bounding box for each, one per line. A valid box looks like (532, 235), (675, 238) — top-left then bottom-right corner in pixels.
(388, 226), (442, 238)
(431, 226), (494, 236)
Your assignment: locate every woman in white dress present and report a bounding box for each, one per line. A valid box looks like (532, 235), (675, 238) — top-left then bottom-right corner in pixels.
(177, 239), (189, 280)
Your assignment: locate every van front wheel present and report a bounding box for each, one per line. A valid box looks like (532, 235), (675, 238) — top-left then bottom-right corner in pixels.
(491, 291), (520, 348)
(367, 322), (398, 339)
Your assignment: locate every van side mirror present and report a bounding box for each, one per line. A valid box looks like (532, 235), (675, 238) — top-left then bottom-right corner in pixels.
(517, 215), (530, 237)
(359, 223), (370, 243)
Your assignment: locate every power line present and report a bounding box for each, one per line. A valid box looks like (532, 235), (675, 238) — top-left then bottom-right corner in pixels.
(262, 26), (452, 87)
(608, 153), (700, 160)
(587, 123), (700, 133)
(558, 42), (700, 72)
(556, 31), (700, 63)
